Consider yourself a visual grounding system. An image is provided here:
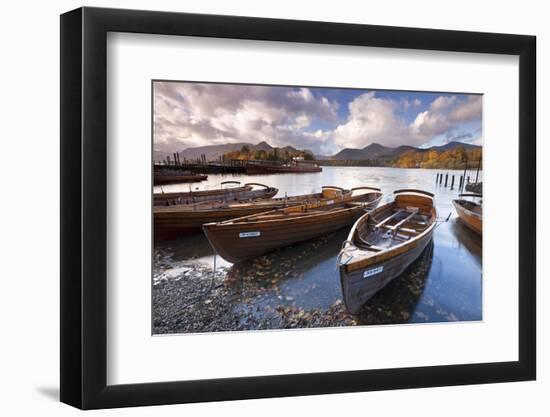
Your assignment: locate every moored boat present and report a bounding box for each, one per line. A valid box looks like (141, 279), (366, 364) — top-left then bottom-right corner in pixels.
(338, 189), (437, 314)
(154, 169), (208, 185)
(154, 182), (275, 206)
(203, 189), (382, 263)
(245, 161), (322, 174)
(154, 185), (381, 240)
(452, 193), (482, 235)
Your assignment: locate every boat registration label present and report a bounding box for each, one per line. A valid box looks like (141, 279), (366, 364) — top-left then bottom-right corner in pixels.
(363, 266), (384, 279)
(239, 231), (261, 238)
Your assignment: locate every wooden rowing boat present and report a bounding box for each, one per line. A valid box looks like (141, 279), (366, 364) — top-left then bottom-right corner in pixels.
(154, 170), (208, 185)
(338, 189), (437, 314)
(203, 195), (381, 263)
(154, 186), (381, 240)
(452, 193), (482, 235)
(154, 182), (276, 206)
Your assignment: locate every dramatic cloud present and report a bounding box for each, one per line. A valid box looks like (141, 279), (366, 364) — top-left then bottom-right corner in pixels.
(154, 82), (482, 156)
(153, 82), (339, 155)
(333, 92), (408, 149)
(334, 92), (482, 149)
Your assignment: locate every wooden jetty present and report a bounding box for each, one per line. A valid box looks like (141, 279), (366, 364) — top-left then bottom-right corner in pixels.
(435, 155), (482, 192)
(245, 161), (322, 174)
(338, 189), (436, 314)
(203, 189), (383, 263)
(153, 160), (246, 175)
(452, 193), (482, 235)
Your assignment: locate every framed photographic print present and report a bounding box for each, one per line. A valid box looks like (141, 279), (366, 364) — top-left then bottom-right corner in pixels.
(60, 6), (536, 409)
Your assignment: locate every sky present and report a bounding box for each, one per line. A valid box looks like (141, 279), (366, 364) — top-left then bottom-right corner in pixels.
(153, 81), (482, 156)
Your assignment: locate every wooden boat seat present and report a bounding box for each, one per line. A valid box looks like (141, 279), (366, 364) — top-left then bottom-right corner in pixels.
(398, 227), (420, 235)
(373, 209), (404, 229)
(394, 233), (411, 242)
(386, 208), (419, 231)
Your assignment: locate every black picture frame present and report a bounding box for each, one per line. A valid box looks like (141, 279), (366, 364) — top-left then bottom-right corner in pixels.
(60, 6), (536, 410)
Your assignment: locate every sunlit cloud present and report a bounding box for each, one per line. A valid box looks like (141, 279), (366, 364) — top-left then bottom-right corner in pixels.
(154, 82), (482, 156)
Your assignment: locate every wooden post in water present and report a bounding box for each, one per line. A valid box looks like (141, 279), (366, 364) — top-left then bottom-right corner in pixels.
(462, 160), (467, 188)
(459, 175), (463, 190)
(167, 155), (171, 165)
(475, 156), (481, 183)
(439, 173), (442, 185)
(451, 175), (455, 190)
(467, 175), (470, 184)
(436, 173), (439, 184)
(444, 173), (448, 187)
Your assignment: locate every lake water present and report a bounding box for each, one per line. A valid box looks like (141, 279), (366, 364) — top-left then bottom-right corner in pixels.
(153, 166), (482, 333)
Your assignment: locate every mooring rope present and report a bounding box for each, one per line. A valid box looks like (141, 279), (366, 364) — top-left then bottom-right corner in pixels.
(336, 240), (357, 270)
(434, 212), (452, 229)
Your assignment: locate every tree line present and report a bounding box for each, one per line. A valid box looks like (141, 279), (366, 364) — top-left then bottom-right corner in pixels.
(392, 146), (482, 169)
(223, 145), (315, 163)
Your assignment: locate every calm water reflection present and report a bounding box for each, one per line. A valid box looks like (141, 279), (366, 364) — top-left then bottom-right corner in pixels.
(154, 166), (482, 327)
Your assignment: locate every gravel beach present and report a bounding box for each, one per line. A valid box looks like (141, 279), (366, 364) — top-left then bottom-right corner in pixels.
(152, 236), (441, 334)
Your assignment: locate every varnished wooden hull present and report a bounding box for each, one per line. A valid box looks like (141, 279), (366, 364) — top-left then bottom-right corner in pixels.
(453, 200), (482, 235)
(155, 204), (278, 240)
(154, 185), (277, 207)
(203, 204), (367, 263)
(154, 174), (208, 185)
(339, 191), (436, 314)
(154, 185), (252, 205)
(340, 222), (434, 314)
(245, 163), (322, 174)
(154, 187), (381, 240)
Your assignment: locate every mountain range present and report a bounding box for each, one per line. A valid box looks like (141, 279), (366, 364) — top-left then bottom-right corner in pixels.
(177, 141), (304, 161)
(331, 141), (481, 161)
(164, 140), (480, 163)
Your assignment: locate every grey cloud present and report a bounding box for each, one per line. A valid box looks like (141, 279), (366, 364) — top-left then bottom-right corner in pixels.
(154, 82), (482, 156)
(153, 81), (339, 155)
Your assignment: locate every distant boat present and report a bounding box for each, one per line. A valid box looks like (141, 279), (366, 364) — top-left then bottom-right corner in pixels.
(452, 193), (482, 235)
(155, 181), (268, 206)
(154, 186), (380, 240)
(245, 161), (322, 174)
(154, 169), (208, 185)
(338, 189), (436, 314)
(202, 188), (383, 263)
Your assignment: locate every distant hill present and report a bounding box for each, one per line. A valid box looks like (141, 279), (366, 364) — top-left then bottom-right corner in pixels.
(426, 141), (480, 152)
(160, 140), (480, 168)
(177, 142), (254, 161)
(332, 143), (411, 161)
(176, 141), (315, 163)
(175, 141), (281, 162)
(330, 141), (479, 161)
